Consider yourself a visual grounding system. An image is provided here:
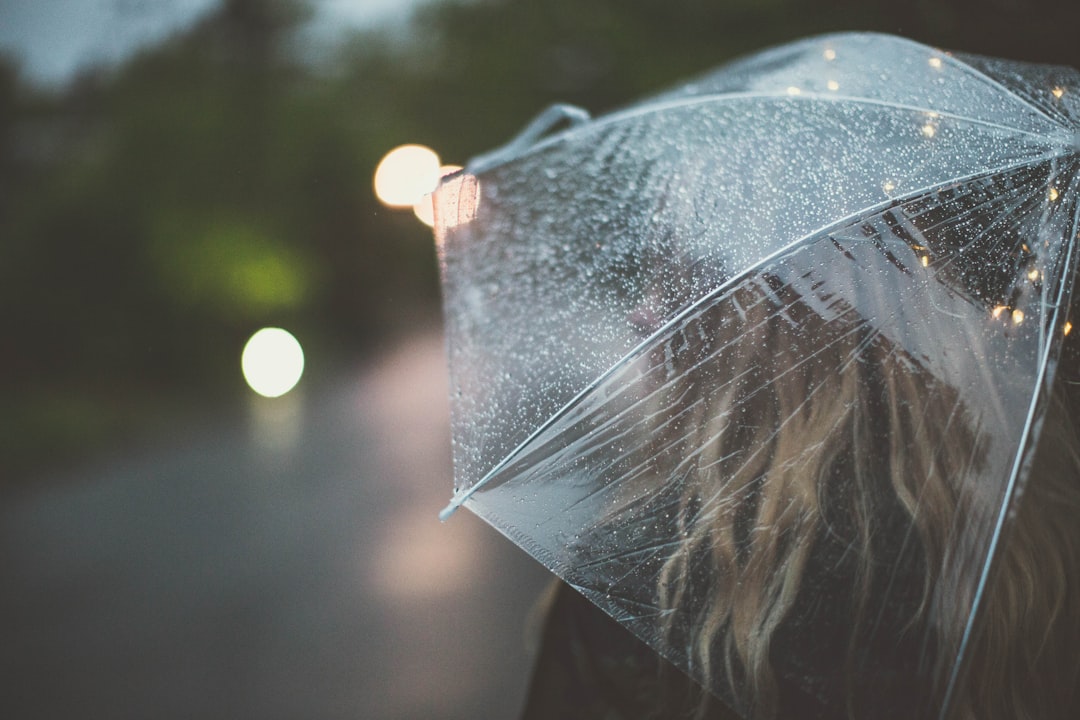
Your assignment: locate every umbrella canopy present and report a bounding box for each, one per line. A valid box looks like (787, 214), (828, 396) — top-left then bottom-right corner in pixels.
(433, 33), (1080, 719)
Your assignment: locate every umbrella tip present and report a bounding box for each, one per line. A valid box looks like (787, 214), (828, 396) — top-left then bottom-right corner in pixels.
(438, 501), (460, 522)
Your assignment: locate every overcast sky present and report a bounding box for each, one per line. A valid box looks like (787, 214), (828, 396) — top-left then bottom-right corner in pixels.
(0, 0), (437, 86)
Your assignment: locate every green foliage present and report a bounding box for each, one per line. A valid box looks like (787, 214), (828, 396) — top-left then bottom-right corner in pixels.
(149, 214), (311, 316)
(3, 0), (1080, 487)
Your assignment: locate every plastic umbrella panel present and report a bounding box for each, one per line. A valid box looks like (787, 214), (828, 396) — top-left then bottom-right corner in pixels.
(435, 34), (1080, 719)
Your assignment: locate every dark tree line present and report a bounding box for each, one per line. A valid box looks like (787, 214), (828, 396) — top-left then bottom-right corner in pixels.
(1, 0), (1077, 487)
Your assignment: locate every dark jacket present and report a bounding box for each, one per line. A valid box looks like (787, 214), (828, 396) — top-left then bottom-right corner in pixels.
(520, 581), (740, 720)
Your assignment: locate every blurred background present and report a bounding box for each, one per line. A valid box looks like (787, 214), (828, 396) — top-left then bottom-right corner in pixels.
(2, 1), (1079, 718)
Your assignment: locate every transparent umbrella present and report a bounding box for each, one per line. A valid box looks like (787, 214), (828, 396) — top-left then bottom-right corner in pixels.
(433, 33), (1080, 720)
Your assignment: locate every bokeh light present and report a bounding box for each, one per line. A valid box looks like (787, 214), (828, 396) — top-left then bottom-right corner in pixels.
(373, 144), (441, 208)
(242, 327), (305, 398)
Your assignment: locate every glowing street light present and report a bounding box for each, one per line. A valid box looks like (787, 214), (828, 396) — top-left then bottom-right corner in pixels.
(374, 144), (441, 208)
(242, 327), (305, 398)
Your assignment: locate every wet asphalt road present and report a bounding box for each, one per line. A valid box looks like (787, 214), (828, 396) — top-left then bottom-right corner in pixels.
(0, 330), (552, 720)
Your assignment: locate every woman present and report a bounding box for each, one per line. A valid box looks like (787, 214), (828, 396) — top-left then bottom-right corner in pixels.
(519, 191), (1080, 719)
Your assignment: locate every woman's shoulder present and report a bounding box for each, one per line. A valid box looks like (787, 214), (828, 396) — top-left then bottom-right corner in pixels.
(520, 581), (739, 720)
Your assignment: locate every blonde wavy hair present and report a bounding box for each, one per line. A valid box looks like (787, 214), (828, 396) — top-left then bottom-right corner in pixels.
(645, 272), (1080, 720)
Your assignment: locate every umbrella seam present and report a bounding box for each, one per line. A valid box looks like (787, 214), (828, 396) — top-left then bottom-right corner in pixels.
(468, 92), (1070, 174)
(939, 161), (1080, 719)
(872, 32), (1074, 128)
(678, 32), (1072, 130)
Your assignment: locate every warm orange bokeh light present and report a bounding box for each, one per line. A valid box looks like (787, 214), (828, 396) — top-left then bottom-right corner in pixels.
(374, 144), (441, 208)
(414, 165), (464, 227)
(433, 172), (481, 240)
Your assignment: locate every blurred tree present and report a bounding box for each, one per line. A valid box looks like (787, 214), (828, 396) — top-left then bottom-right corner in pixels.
(2, 0), (351, 483)
(2, 0), (1079, 488)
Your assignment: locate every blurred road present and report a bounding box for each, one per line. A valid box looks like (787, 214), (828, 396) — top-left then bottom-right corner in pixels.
(0, 329), (552, 720)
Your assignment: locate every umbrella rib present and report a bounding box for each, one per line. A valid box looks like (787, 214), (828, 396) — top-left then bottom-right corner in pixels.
(758, 33), (1073, 131)
(440, 153), (1065, 521)
(881, 33), (1078, 128)
(926, 45), (1075, 129)
(757, 92), (1064, 140)
(942, 206), (1080, 714)
(494, 92), (1068, 171)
